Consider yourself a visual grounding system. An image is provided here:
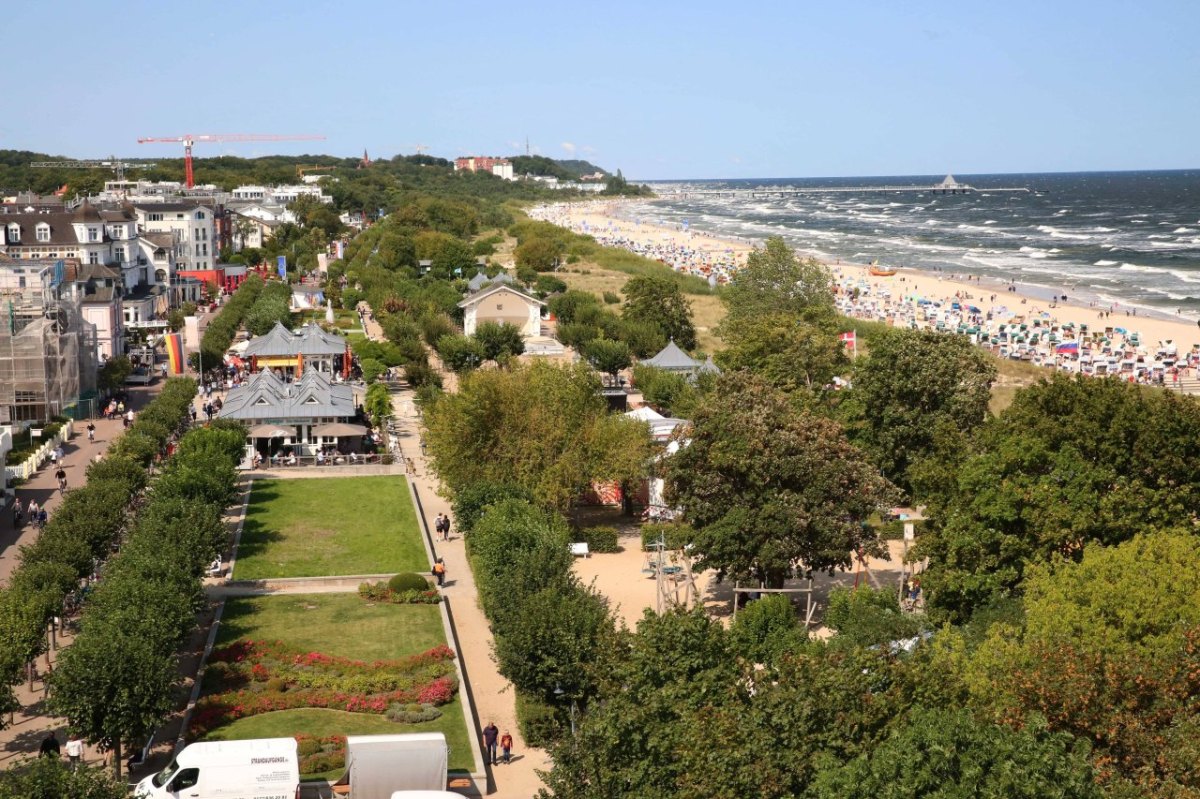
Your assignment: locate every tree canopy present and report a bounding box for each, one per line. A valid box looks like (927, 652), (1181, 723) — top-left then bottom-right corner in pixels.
(665, 373), (897, 582)
(621, 275), (696, 351)
(720, 236), (834, 326)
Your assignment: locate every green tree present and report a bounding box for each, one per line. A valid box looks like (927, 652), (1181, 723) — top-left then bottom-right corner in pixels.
(823, 586), (927, 649)
(582, 338), (632, 378)
(811, 707), (1100, 799)
(717, 312), (847, 394)
(515, 236), (563, 272)
(473, 321), (526, 362)
(727, 594), (808, 666)
(49, 628), (176, 779)
(547, 290), (599, 324)
(360, 357), (387, 384)
(436, 334), (486, 374)
(97, 356), (133, 393)
(0, 757), (129, 799)
(846, 328), (995, 497)
(720, 236), (834, 326)
(621, 276), (695, 351)
(364, 382), (393, 429)
(666, 373), (897, 583)
(424, 361), (651, 510)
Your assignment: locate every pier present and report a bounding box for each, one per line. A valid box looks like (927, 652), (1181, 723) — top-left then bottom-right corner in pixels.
(659, 175), (1033, 199)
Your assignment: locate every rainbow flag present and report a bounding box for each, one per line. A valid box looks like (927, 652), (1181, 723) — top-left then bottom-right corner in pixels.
(165, 332), (186, 375)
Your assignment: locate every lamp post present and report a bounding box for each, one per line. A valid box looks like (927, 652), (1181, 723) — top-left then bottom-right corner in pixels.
(552, 683), (577, 737)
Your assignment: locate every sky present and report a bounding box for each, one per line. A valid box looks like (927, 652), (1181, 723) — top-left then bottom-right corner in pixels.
(6, 0), (1198, 180)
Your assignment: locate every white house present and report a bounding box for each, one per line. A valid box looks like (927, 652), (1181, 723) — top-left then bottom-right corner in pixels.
(457, 284), (545, 337)
(135, 202), (216, 271)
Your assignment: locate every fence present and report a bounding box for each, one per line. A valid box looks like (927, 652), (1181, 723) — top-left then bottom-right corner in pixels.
(4, 420), (74, 482)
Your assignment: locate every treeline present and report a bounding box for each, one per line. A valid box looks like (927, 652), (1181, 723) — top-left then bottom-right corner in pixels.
(50, 419), (244, 778)
(0, 379), (196, 778)
(192, 274), (264, 372)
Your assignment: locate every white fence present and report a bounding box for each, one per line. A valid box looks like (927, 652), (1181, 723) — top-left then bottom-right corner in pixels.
(4, 420), (74, 482)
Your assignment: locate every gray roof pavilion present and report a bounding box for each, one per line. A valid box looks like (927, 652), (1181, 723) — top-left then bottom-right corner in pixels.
(218, 369), (355, 423)
(243, 322), (347, 358)
(640, 339), (704, 371)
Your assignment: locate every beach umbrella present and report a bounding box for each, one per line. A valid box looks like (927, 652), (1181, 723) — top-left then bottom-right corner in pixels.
(1115, 327), (1128, 335)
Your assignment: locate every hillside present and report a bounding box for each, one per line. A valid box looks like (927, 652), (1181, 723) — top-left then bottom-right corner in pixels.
(508, 155), (609, 181)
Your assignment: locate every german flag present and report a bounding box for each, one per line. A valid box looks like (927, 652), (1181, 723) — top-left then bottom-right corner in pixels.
(165, 332), (186, 375)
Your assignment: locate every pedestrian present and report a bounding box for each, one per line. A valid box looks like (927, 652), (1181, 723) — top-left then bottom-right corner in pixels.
(433, 558), (446, 587)
(54, 445), (63, 463)
(189, 405), (198, 423)
(125, 408), (134, 427)
(441, 514), (452, 542)
(86, 421), (95, 442)
(55, 466), (67, 494)
(49, 447), (57, 466)
(500, 731), (513, 764)
(39, 730), (60, 759)
(65, 733), (83, 771)
(482, 722), (499, 766)
(434, 513), (446, 541)
(37, 508), (48, 529)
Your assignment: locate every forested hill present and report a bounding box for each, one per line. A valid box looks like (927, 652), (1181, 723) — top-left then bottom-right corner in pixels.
(508, 155), (609, 180)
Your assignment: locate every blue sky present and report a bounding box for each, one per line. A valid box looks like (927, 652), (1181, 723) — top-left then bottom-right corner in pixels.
(7, 0), (1197, 179)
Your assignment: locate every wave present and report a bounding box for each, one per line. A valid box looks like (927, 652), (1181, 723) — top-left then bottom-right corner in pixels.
(1118, 263), (1167, 274)
(1094, 260), (1119, 266)
(1036, 225), (1093, 240)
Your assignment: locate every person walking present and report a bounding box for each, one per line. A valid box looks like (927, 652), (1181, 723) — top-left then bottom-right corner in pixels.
(500, 731), (513, 764)
(86, 420), (95, 442)
(65, 733), (83, 771)
(125, 408), (135, 428)
(441, 514), (452, 542)
(39, 731), (60, 759)
(433, 558), (446, 587)
(482, 722), (499, 766)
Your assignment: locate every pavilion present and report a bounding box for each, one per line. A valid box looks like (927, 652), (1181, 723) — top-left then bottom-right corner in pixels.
(640, 340), (722, 376)
(242, 322), (351, 378)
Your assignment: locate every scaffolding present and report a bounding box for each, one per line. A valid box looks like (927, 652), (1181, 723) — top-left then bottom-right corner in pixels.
(0, 263), (96, 424)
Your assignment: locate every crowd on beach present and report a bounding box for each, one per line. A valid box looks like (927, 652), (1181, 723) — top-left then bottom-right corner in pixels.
(834, 272), (1200, 387)
(529, 203), (746, 282)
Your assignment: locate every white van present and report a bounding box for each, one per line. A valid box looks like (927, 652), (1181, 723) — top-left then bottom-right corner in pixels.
(134, 738), (299, 799)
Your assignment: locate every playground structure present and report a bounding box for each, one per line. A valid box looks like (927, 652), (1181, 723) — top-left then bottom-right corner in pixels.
(642, 534), (699, 614)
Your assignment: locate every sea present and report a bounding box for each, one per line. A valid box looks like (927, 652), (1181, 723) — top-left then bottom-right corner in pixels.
(632, 170), (1200, 319)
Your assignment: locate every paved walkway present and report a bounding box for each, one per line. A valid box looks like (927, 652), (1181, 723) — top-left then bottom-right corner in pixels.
(360, 313), (550, 799)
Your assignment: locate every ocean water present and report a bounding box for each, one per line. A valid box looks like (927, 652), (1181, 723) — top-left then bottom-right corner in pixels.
(634, 170), (1200, 318)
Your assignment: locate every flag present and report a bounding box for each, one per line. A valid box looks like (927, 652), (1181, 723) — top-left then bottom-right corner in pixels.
(1056, 341), (1080, 353)
(839, 330), (857, 359)
(7, 300), (13, 334)
(165, 332), (186, 375)
(277, 255), (287, 279)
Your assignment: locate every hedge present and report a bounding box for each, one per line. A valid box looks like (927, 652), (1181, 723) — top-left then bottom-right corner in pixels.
(573, 526), (620, 554)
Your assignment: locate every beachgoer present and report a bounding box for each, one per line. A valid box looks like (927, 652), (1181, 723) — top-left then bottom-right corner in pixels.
(482, 722), (499, 766)
(500, 731), (513, 764)
(65, 733), (83, 770)
(39, 731), (60, 758)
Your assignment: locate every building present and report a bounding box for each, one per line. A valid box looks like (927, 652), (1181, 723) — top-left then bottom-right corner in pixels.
(453, 156), (515, 181)
(466, 271), (516, 293)
(134, 202), (216, 271)
(640, 340), (722, 376)
(0, 256), (97, 423)
(230, 184), (331, 204)
(217, 368), (360, 456)
(242, 322), (351, 378)
(458, 283), (545, 337)
(64, 262), (124, 360)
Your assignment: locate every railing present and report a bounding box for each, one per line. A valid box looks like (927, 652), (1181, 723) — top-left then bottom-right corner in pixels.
(4, 420), (74, 482)
(250, 452), (392, 469)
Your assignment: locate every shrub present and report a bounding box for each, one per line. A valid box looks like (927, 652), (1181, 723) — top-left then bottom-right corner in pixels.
(451, 481), (534, 534)
(640, 521), (695, 551)
(602, 291), (620, 304)
(516, 691), (561, 747)
(574, 526), (620, 554)
(296, 737), (322, 757)
(385, 702), (443, 723)
(388, 573), (431, 593)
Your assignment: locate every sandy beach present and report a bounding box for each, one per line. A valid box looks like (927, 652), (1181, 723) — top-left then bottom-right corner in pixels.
(531, 200), (1200, 370)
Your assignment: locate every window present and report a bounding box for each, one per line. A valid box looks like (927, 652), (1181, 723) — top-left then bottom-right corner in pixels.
(170, 769), (200, 792)
(201, 228), (207, 241)
(176, 213), (184, 220)
(115, 246), (125, 263)
(6, 223), (18, 242)
(111, 225), (123, 239)
(196, 211), (206, 219)
(202, 243), (208, 255)
(148, 212), (163, 222)
(88, 227), (98, 242)
(88, 251), (99, 265)
(35, 223), (50, 242)
(195, 243), (201, 257)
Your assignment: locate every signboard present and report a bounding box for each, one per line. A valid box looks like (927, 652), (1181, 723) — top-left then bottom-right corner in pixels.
(277, 255), (287, 279)
(903, 523), (915, 541)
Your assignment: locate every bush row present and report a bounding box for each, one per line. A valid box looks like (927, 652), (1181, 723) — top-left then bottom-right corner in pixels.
(192, 274), (264, 372)
(466, 498), (613, 745)
(46, 414), (247, 774)
(0, 378), (200, 726)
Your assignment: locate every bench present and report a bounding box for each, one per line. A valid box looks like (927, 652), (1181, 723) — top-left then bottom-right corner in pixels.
(569, 542), (590, 558)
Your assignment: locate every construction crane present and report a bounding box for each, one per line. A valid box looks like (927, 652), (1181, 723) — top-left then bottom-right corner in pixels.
(29, 156), (158, 182)
(136, 133), (327, 188)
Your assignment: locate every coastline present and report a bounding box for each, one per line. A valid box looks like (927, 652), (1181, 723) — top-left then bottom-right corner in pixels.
(530, 199), (1200, 358)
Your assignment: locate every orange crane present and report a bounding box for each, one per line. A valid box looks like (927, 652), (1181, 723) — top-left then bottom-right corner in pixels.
(136, 133), (326, 188)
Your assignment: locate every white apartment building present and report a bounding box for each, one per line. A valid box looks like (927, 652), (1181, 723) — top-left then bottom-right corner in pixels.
(135, 202), (216, 271)
(231, 184), (331, 204)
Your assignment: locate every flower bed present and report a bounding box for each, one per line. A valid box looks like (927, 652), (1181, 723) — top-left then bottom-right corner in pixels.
(359, 581), (442, 604)
(296, 735), (347, 775)
(192, 640), (458, 738)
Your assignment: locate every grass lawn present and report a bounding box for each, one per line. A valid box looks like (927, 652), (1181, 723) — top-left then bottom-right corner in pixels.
(204, 706), (475, 778)
(216, 594), (446, 661)
(235, 477), (425, 579)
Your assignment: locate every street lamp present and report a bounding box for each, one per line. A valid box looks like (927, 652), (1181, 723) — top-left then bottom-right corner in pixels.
(553, 683), (577, 737)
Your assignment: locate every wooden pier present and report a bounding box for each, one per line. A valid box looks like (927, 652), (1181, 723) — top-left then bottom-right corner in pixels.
(659, 175), (1032, 199)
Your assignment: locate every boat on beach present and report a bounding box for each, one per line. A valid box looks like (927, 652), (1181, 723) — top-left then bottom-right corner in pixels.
(868, 262), (898, 277)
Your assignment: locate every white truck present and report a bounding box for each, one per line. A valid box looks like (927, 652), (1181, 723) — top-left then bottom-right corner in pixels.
(134, 738), (299, 799)
(331, 733), (449, 799)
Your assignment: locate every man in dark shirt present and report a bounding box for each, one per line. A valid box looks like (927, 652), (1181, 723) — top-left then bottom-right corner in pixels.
(482, 722), (499, 766)
(39, 731), (60, 758)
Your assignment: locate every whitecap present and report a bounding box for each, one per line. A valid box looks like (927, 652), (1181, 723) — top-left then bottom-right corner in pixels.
(1094, 260), (1118, 266)
(1118, 263), (1167, 273)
